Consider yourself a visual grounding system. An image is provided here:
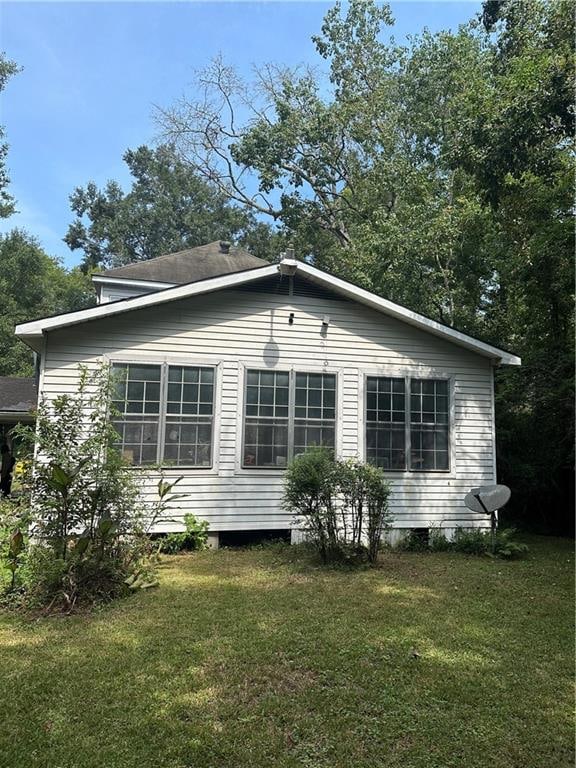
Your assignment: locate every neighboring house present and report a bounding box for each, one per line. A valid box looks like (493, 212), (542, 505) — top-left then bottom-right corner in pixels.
(15, 240), (520, 546)
(0, 376), (38, 446)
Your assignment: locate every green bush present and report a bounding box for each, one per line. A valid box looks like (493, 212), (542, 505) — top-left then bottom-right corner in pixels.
(1, 364), (189, 611)
(158, 514), (209, 554)
(453, 527), (529, 559)
(397, 530), (430, 552)
(283, 448), (392, 565)
(398, 526), (529, 559)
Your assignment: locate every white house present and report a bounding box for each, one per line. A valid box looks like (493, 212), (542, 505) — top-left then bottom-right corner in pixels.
(15, 240), (520, 546)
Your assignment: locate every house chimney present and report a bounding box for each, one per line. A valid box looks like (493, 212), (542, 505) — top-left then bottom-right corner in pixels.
(219, 240), (231, 254)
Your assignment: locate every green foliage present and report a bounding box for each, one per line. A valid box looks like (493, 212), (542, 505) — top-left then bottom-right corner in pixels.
(65, 144), (279, 270)
(0, 495), (31, 594)
(157, 514), (209, 555)
(0, 229), (94, 376)
(452, 527), (529, 559)
(284, 448), (392, 565)
(1, 364), (173, 610)
(161, 0), (574, 533)
(399, 526), (529, 559)
(397, 530), (431, 553)
(0, 53), (20, 219)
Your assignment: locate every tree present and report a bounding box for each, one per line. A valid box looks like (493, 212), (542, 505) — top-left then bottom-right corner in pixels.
(0, 53), (20, 219)
(458, 0), (575, 533)
(158, 0), (574, 532)
(0, 230), (94, 376)
(156, 3), (498, 329)
(65, 144), (279, 270)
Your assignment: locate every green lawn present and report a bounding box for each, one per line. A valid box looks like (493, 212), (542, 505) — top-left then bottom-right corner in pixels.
(1, 536), (573, 768)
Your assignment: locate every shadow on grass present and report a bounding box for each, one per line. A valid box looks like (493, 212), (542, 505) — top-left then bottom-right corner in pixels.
(0, 536), (573, 768)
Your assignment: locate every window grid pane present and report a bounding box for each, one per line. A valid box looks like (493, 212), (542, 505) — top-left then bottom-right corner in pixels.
(410, 379), (449, 471)
(112, 416), (159, 466)
(244, 418), (289, 467)
(163, 366), (215, 466)
(245, 370), (290, 419)
(164, 417), (212, 467)
(243, 370), (336, 467)
(366, 376), (406, 470)
(293, 420), (335, 456)
(112, 364), (161, 464)
(112, 363), (214, 467)
(293, 373), (336, 455)
(294, 373), (336, 421)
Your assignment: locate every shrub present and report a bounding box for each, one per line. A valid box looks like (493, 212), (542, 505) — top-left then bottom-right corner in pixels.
(397, 530), (430, 553)
(453, 527), (529, 559)
(0, 496), (31, 592)
(158, 514), (209, 554)
(1, 364), (188, 610)
(284, 449), (392, 565)
(397, 526), (529, 559)
(283, 446), (339, 563)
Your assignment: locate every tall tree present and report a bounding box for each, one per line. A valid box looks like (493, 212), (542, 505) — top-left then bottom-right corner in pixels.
(156, 3), (498, 330)
(158, 0), (574, 532)
(0, 230), (94, 376)
(0, 53), (20, 219)
(65, 144), (279, 270)
(459, 0), (575, 533)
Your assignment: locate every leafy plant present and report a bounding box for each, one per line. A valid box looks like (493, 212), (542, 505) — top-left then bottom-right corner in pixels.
(157, 514), (209, 554)
(283, 447), (339, 564)
(398, 526), (529, 560)
(284, 448), (392, 565)
(1, 364), (187, 610)
(452, 527), (529, 560)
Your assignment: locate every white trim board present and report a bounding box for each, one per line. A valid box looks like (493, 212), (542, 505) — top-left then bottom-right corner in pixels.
(92, 275), (177, 291)
(15, 259), (521, 365)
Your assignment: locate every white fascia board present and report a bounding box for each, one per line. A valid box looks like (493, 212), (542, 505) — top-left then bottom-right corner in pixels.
(295, 261), (521, 366)
(15, 264), (279, 340)
(91, 275), (177, 291)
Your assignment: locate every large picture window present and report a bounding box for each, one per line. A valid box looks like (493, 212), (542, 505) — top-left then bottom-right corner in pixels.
(243, 369), (336, 468)
(366, 376), (450, 472)
(112, 363), (215, 467)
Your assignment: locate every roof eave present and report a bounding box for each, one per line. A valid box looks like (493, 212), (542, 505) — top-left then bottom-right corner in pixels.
(15, 258), (521, 366)
(92, 275), (177, 290)
(295, 262), (521, 366)
(15, 263), (279, 341)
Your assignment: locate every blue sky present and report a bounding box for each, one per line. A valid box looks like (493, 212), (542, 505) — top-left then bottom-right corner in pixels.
(1, 1), (481, 268)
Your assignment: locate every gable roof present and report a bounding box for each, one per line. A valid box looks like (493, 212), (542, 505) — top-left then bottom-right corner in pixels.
(0, 376), (37, 415)
(15, 258), (521, 365)
(97, 241), (268, 285)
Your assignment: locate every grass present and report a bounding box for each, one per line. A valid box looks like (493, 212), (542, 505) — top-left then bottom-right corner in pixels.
(0, 536), (573, 768)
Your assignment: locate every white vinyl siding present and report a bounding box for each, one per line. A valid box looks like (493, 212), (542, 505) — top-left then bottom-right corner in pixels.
(40, 285), (497, 533)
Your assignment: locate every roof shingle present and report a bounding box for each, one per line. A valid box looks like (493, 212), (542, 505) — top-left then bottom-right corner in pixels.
(0, 377), (37, 413)
(100, 241), (269, 285)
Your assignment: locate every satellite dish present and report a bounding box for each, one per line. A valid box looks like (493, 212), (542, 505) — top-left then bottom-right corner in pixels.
(464, 484), (511, 554)
(464, 484), (511, 515)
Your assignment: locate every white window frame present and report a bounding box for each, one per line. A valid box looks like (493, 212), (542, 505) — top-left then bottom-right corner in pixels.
(106, 355), (220, 472)
(360, 367), (455, 476)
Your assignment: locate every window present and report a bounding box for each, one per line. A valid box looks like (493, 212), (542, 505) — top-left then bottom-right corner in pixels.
(112, 363), (215, 467)
(294, 372), (336, 455)
(243, 369), (336, 468)
(410, 379), (449, 471)
(366, 376), (406, 470)
(366, 376), (450, 472)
